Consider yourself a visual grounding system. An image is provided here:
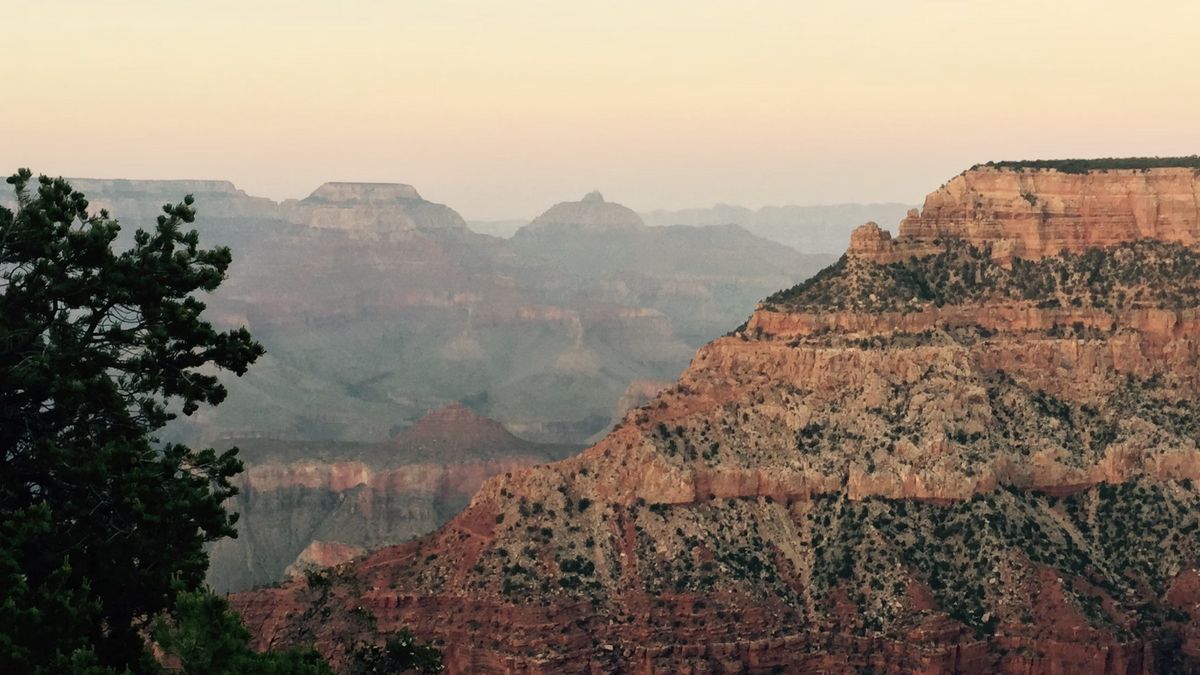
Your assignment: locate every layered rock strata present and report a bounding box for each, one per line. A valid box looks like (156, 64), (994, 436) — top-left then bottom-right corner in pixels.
(851, 167), (1200, 264)
(206, 405), (578, 592)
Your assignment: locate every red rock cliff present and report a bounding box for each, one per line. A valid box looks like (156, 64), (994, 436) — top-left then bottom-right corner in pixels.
(852, 166), (1200, 263)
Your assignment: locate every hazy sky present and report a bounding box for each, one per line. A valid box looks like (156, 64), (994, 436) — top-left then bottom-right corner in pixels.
(4, 0), (1198, 220)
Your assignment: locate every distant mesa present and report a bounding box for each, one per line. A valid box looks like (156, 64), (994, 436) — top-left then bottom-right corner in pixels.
(40, 177), (472, 235)
(68, 177), (245, 195)
(519, 191), (645, 233)
(639, 201), (916, 256)
(51, 177), (280, 221)
(301, 181), (423, 203)
(282, 181), (467, 233)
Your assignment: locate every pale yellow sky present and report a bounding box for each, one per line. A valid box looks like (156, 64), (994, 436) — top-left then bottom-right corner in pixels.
(3, 0), (1198, 219)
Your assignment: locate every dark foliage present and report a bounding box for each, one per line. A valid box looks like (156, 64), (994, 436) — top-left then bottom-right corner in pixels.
(347, 633), (444, 674)
(153, 591), (333, 674)
(972, 156), (1200, 174)
(764, 239), (1200, 314)
(0, 170), (266, 671)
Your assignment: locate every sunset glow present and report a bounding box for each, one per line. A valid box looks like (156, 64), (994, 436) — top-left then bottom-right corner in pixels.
(5, 0), (1198, 218)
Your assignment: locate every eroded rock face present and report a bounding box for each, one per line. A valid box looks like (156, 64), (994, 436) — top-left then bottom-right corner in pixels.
(205, 405), (578, 592)
(228, 164), (1197, 672)
(855, 166), (1200, 263)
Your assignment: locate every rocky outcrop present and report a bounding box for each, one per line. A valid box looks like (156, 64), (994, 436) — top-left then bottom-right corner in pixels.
(846, 220), (894, 259)
(234, 162), (1200, 673)
(852, 166), (1200, 264)
(284, 541), (367, 579)
(520, 191), (644, 233)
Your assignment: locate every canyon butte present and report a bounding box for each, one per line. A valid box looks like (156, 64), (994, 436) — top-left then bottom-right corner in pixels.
(232, 159), (1200, 673)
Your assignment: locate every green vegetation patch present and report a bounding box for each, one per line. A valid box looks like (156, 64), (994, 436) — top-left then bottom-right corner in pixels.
(764, 239), (1200, 314)
(972, 156), (1200, 173)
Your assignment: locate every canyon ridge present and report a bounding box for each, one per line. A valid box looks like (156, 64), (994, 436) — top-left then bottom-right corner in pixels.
(233, 159), (1200, 673)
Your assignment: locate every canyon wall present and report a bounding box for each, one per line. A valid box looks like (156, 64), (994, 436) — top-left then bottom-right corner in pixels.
(851, 167), (1200, 263)
(207, 405), (578, 592)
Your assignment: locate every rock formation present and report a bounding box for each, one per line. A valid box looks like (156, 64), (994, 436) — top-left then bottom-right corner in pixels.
(206, 405), (579, 592)
(281, 182), (468, 233)
(284, 541), (367, 580)
(854, 165), (1200, 264)
(521, 191), (645, 232)
(234, 162), (1200, 673)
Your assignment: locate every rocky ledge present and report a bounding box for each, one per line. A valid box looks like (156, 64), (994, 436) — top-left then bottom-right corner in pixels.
(850, 165), (1200, 264)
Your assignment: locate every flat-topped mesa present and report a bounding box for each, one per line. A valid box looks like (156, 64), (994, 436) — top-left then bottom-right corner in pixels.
(519, 191), (645, 233)
(849, 163), (1200, 264)
(283, 181), (468, 233)
(53, 178), (280, 221)
(303, 181), (423, 203)
(70, 177), (244, 195)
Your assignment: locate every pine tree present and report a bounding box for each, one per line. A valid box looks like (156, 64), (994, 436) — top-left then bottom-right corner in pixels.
(0, 169), (263, 672)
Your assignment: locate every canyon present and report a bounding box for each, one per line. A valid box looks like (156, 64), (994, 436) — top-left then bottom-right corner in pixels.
(48, 179), (834, 591)
(207, 404), (578, 592)
(86, 182), (832, 446)
(232, 162), (1200, 673)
